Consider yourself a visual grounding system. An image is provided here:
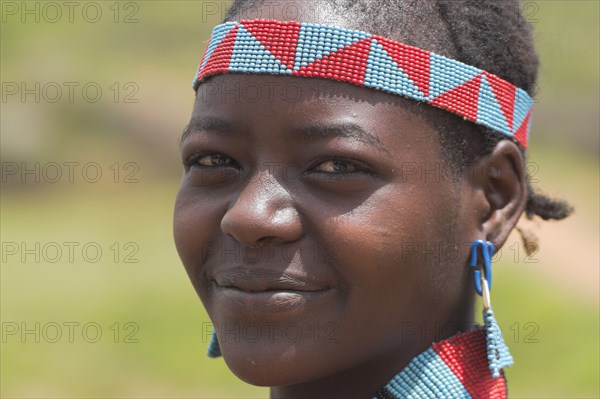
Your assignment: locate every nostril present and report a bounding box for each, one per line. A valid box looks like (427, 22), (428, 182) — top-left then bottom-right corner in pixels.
(247, 236), (276, 249)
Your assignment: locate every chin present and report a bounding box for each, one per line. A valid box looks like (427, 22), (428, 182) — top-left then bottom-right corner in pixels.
(219, 339), (335, 387)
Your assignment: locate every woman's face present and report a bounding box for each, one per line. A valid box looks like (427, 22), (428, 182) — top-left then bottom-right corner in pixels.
(173, 74), (475, 386)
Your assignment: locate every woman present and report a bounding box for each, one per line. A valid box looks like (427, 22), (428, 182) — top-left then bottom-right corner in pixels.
(174, 1), (571, 397)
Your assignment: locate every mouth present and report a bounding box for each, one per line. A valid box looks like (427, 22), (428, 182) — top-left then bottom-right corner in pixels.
(214, 268), (328, 292)
(211, 269), (333, 313)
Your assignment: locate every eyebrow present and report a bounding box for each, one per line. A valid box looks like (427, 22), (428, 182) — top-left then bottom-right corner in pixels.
(180, 116), (236, 143)
(290, 123), (388, 152)
(180, 116), (389, 154)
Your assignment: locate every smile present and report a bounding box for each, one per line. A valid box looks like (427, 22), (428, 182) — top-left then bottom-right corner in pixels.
(211, 268), (333, 313)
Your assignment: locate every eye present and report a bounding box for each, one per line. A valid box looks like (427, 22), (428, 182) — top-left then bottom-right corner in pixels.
(313, 159), (364, 174)
(198, 153), (233, 167)
(185, 152), (239, 169)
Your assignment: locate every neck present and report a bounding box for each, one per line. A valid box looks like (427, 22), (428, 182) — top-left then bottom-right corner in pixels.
(270, 350), (420, 399)
(270, 311), (475, 399)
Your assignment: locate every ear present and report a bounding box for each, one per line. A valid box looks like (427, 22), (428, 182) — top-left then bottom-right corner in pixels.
(466, 140), (528, 249)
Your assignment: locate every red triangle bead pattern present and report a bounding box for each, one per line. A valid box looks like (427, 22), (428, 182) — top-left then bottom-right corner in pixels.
(193, 20), (535, 148)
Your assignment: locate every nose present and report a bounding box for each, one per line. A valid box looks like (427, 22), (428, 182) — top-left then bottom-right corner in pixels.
(220, 169), (303, 248)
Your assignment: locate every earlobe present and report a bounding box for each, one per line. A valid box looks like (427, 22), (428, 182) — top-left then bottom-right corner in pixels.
(469, 140), (528, 249)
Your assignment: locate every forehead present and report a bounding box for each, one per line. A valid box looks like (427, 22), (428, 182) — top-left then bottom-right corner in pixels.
(195, 73), (432, 122)
(192, 74), (440, 155)
(194, 73), (404, 114)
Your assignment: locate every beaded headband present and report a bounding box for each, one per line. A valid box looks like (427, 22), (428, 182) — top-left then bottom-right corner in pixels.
(192, 20), (534, 148)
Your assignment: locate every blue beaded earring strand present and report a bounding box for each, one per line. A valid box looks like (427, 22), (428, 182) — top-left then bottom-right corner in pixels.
(470, 240), (514, 378)
(207, 330), (221, 358)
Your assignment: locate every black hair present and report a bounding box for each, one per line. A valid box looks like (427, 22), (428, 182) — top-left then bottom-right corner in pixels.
(223, 0), (572, 221)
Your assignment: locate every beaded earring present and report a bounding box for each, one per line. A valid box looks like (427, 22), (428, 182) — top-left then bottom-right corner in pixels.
(470, 240), (514, 378)
(207, 329), (222, 358)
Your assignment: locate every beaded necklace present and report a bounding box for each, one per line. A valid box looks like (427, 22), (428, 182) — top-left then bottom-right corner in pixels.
(208, 325), (510, 398)
(374, 327), (509, 399)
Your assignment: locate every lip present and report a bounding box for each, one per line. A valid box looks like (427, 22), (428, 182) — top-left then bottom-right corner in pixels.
(211, 268), (333, 313)
(213, 268), (328, 292)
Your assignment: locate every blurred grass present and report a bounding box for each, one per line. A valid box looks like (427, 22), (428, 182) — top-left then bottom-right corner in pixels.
(1, 0), (598, 398)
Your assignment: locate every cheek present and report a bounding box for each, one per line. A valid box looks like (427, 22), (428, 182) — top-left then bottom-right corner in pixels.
(173, 186), (225, 287)
(321, 182), (466, 343)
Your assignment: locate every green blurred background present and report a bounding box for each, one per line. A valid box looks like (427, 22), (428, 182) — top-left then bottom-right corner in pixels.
(1, 1), (598, 397)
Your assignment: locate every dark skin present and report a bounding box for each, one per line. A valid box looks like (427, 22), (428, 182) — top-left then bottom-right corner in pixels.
(173, 5), (527, 398)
